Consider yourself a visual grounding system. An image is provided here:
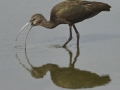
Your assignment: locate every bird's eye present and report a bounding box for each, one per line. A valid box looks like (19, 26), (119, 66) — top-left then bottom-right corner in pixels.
(33, 18), (35, 21)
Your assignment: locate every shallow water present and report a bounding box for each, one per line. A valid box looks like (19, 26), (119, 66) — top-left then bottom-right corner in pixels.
(0, 0), (120, 90)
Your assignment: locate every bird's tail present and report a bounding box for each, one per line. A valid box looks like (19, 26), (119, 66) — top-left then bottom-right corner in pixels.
(93, 2), (111, 11)
(103, 4), (111, 11)
(85, 2), (111, 12)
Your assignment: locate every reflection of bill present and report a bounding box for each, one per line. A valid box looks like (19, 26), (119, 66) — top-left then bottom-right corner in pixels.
(16, 46), (111, 89)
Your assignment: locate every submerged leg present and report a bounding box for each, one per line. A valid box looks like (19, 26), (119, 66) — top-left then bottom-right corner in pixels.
(73, 25), (80, 47)
(62, 25), (72, 47)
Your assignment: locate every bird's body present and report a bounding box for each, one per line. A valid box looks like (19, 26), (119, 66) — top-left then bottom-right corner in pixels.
(50, 0), (110, 26)
(16, 0), (111, 47)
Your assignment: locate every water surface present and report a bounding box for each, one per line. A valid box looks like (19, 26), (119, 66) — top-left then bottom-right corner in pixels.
(0, 0), (120, 90)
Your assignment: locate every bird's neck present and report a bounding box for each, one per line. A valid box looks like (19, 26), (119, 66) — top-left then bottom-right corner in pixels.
(40, 19), (58, 29)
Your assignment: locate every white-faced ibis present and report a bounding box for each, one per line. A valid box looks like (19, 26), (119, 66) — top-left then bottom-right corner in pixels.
(16, 0), (111, 47)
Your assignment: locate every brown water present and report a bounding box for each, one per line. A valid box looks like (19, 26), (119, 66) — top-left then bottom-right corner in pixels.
(0, 0), (120, 90)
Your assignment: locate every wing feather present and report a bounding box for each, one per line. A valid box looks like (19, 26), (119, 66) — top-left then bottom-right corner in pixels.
(50, 0), (111, 23)
(50, 1), (88, 23)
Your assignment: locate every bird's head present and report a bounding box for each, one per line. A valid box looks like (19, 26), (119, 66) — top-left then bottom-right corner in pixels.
(30, 14), (45, 26)
(15, 13), (45, 41)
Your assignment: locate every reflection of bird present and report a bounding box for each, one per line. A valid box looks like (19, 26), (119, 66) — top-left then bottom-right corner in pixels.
(50, 47), (111, 89)
(16, 46), (111, 89)
(16, 0), (111, 47)
(50, 66), (111, 89)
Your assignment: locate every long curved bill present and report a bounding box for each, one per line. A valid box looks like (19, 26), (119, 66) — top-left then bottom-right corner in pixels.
(25, 26), (33, 47)
(15, 22), (30, 41)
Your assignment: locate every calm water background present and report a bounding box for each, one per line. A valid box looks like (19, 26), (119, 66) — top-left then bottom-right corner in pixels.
(0, 0), (120, 90)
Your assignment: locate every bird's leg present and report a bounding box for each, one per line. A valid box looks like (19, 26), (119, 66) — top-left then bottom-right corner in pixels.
(73, 25), (80, 47)
(62, 25), (72, 47)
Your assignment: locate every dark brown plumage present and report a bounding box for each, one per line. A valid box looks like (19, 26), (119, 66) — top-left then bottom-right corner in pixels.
(16, 0), (111, 47)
